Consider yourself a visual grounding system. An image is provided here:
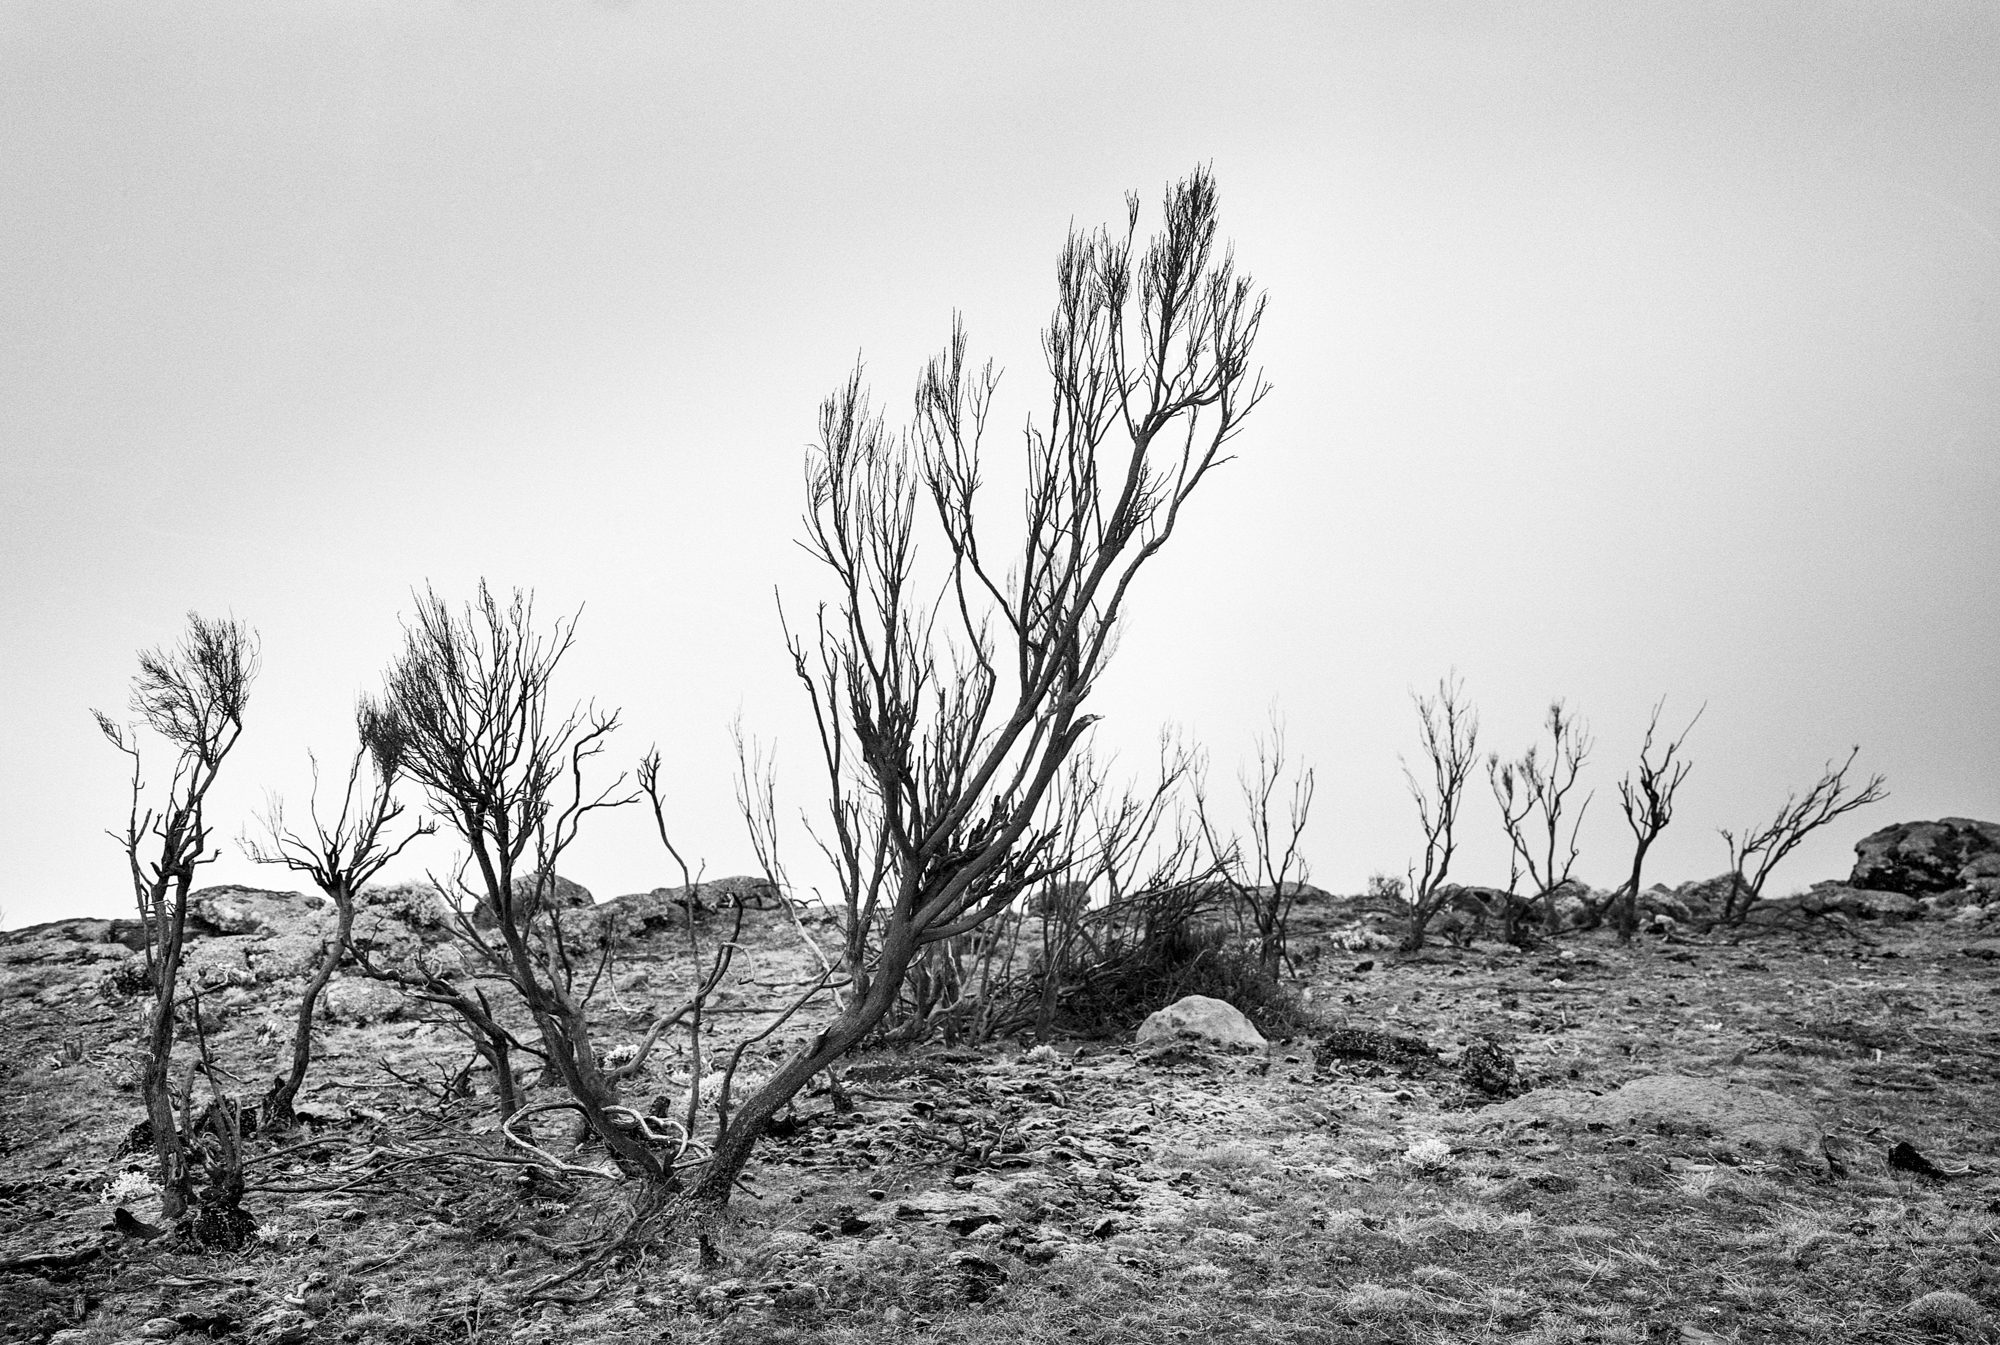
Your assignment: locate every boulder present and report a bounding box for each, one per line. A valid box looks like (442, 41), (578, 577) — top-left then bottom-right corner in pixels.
(320, 979), (406, 1026)
(1431, 885), (1511, 943)
(349, 882), (458, 967)
(476, 871), (594, 928)
(1547, 878), (1597, 928)
(1850, 818), (2000, 896)
(1635, 886), (1690, 923)
(705, 875), (785, 909)
(1802, 883), (1920, 921)
(186, 886), (323, 938)
(1460, 1073), (1825, 1166)
(1960, 851), (2000, 899)
(1591, 1074), (1825, 1162)
(0, 916), (149, 950)
(1135, 994), (1267, 1053)
(1674, 873), (1741, 918)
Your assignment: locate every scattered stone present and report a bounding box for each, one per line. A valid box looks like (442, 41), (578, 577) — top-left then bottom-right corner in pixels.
(1136, 995), (1268, 1053)
(1851, 818), (2000, 896)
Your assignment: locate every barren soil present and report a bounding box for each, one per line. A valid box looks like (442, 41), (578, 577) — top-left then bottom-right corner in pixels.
(4, 898), (1999, 1344)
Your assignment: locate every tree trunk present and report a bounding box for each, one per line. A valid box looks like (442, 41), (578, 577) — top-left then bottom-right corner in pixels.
(687, 923), (915, 1216)
(265, 888), (356, 1127)
(1615, 837), (1654, 943)
(143, 876), (193, 1218)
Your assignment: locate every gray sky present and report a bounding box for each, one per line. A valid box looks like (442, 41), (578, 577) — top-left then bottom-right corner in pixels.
(4, 3), (1997, 929)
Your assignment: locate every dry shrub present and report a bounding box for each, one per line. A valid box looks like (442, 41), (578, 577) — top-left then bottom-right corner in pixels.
(991, 883), (1323, 1040)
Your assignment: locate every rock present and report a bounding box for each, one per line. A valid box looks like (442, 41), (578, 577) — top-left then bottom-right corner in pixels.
(1314, 1023), (1439, 1075)
(1431, 885), (1510, 943)
(1546, 878), (1596, 928)
(1674, 873), (1742, 918)
(247, 929), (335, 983)
(183, 942), (257, 989)
(359, 881), (457, 932)
(1803, 883), (1921, 921)
(593, 886), (705, 941)
(1851, 818), (2000, 895)
(350, 883), (459, 967)
(1960, 850), (2000, 899)
(187, 886), (322, 938)
(705, 875), (785, 909)
(1460, 1087), (1600, 1128)
(1592, 1075), (1824, 1160)
(319, 978), (406, 1026)
(1463, 1074), (1825, 1166)
(471, 871), (594, 929)
(1635, 886), (1690, 923)
(0, 916), (148, 950)
(1741, 894), (1811, 928)
(1136, 994), (1268, 1053)
(894, 1189), (1005, 1234)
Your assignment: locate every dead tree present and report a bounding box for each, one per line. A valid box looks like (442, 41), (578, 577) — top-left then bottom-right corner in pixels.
(1611, 700), (1700, 941)
(660, 167), (1267, 1243)
(1400, 676), (1479, 951)
(241, 698), (431, 1125)
(94, 613), (259, 1230)
(380, 584), (659, 1177)
(1720, 747), (1888, 922)
(1488, 699), (1593, 942)
(1197, 713), (1315, 975)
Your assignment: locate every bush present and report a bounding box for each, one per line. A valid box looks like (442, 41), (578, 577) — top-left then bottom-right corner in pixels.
(997, 893), (1323, 1041)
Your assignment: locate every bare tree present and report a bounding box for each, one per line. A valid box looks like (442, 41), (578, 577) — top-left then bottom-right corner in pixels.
(1611, 699), (1701, 941)
(1720, 747), (1888, 922)
(379, 583), (660, 1180)
(94, 612), (259, 1231)
(1400, 676), (1480, 950)
(1197, 712), (1316, 975)
(1488, 699), (1593, 942)
(644, 167), (1266, 1248)
(241, 698), (431, 1124)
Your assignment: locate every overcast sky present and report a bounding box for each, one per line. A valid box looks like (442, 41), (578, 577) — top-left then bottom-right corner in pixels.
(4, 3), (1997, 930)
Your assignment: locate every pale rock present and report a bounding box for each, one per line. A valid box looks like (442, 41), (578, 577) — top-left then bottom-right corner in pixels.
(1457, 1073), (1825, 1166)
(1135, 994), (1268, 1053)
(319, 978), (406, 1026)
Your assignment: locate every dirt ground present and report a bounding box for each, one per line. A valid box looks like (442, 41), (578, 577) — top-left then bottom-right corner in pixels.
(3, 894), (1998, 1344)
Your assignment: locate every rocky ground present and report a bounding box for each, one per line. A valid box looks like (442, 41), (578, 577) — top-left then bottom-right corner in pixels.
(4, 867), (2000, 1344)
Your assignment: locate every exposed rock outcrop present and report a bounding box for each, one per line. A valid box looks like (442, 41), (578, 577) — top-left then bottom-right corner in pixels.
(1851, 818), (2000, 897)
(1460, 1073), (1826, 1166)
